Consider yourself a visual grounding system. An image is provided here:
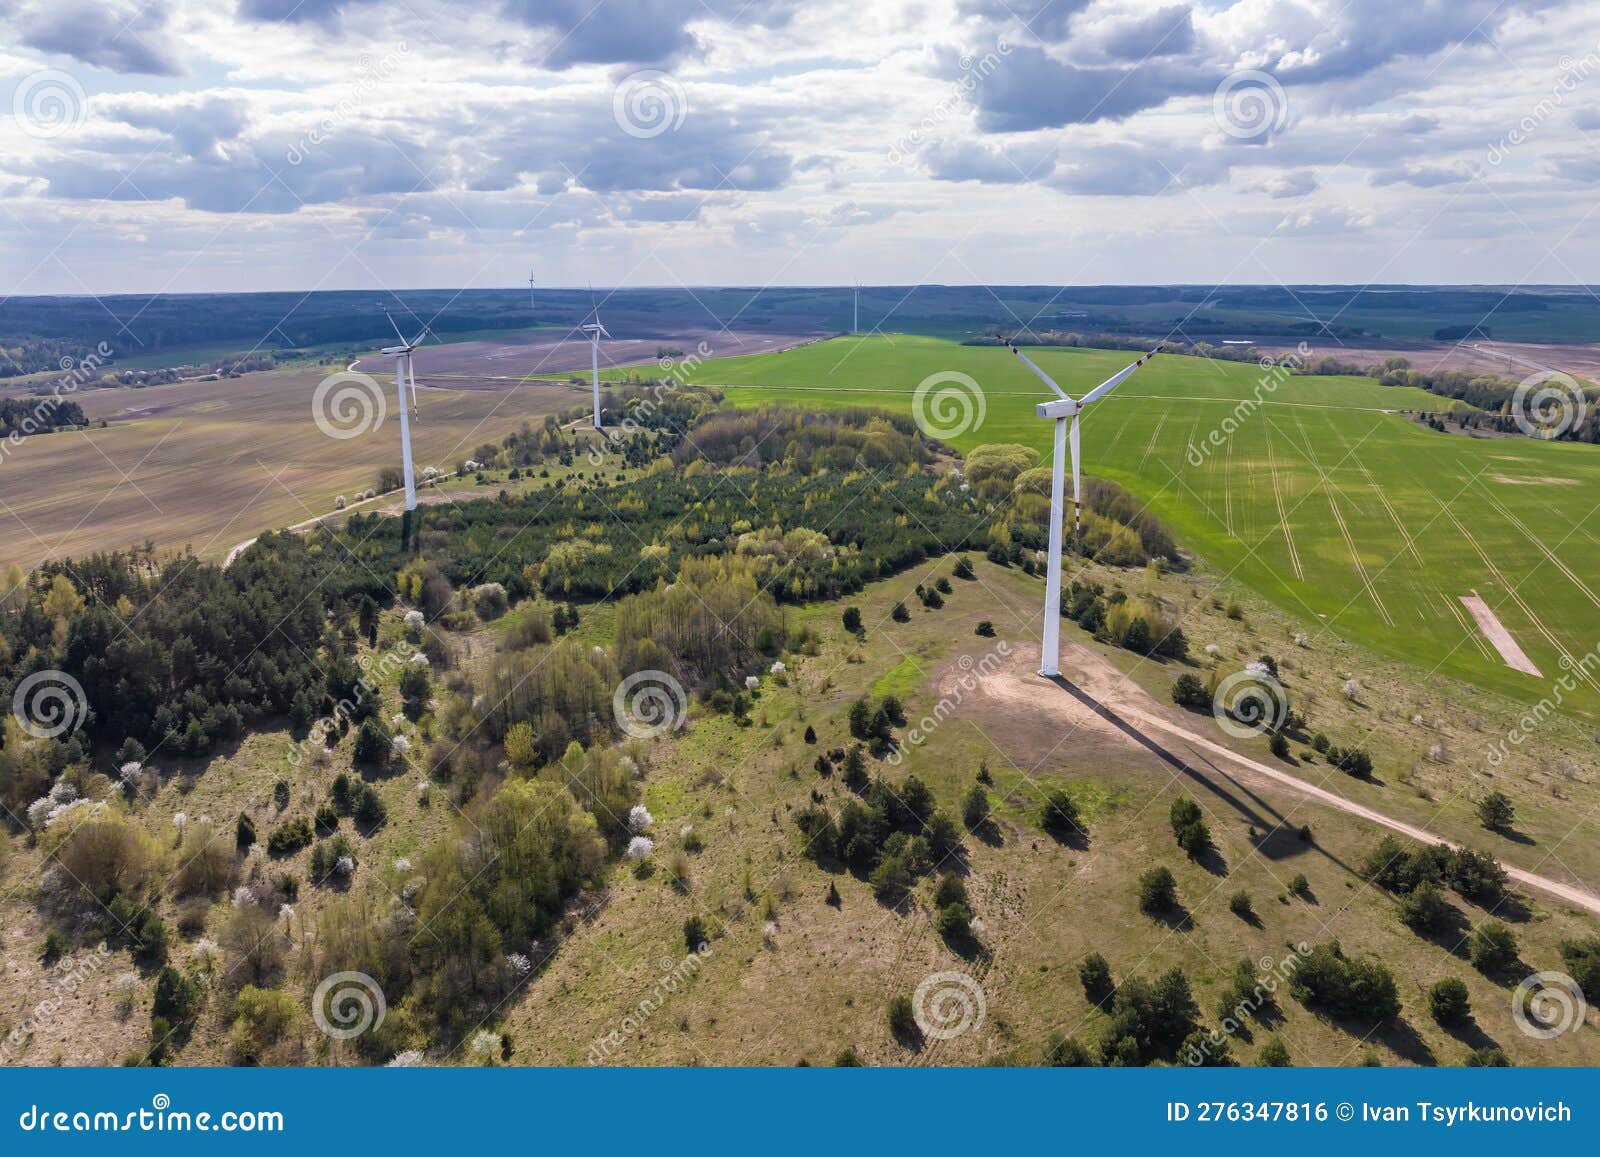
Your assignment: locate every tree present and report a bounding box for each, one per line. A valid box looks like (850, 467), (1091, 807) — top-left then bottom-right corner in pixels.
(1398, 882), (1455, 934)
(1138, 867), (1177, 914)
(1044, 1034), (1094, 1066)
(684, 916), (707, 951)
(1470, 921), (1518, 974)
(961, 784), (990, 831)
(803, 725), (817, 744)
(1228, 891), (1254, 920)
(1078, 952), (1114, 1004)
(1428, 977), (1471, 1027)
(887, 994), (917, 1040)
(890, 602), (910, 623)
(1258, 1037), (1291, 1066)
(936, 902), (972, 942)
(1559, 936), (1600, 1002)
(842, 606), (862, 633)
(1464, 1046), (1510, 1067)
(235, 812), (256, 850)
(1038, 789), (1084, 841)
(1171, 673), (1208, 709)
(870, 854), (912, 904)
(1269, 732), (1290, 759)
(1169, 796), (1209, 858)
(1477, 791), (1515, 833)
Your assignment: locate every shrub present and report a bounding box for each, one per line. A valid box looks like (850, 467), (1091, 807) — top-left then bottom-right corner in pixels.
(1559, 936), (1600, 1002)
(235, 813), (256, 850)
(803, 725), (816, 744)
(228, 985), (300, 1064)
(1470, 921), (1518, 974)
(1171, 673), (1209, 709)
(961, 785), (990, 830)
(890, 602), (910, 622)
(1476, 791), (1515, 833)
(1269, 732), (1290, 759)
(51, 814), (159, 903)
(684, 916), (707, 951)
(1043, 1033), (1094, 1066)
(936, 902), (972, 941)
(1228, 891), (1253, 919)
(170, 822), (236, 897)
(1464, 1046), (1510, 1067)
(266, 818), (312, 857)
(1169, 797), (1209, 858)
(933, 873), (967, 909)
(1428, 977), (1471, 1027)
(887, 994), (917, 1039)
(1398, 882), (1454, 934)
(1138, 867), (1177, 914)
(1326, 745), (1373, 777)
(1258, 1037), (1291, 1066)
(842, 606), (862, 633)
(1287, 941), (1400, 1022)
(975, 620), (995, 637)
(473, 583), (510, 620)
(1040, 788), (1082, 839)
(1079, 952), (1114, 1004)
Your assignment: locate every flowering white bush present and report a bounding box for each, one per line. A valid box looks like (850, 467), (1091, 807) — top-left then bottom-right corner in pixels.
(334, 495), (347, 510)
(172, 812), (187, 829)
(1244, 660), (1275, 682)
(745, 675), (760, 691)
(1293, 632), (1310, 648)
(193, 938), (221, 961)
(387, 1050), (424, 1067)
(119, 761), (142, 781)
(401, 877), (426, 904)
(628, 804), (653, 833)
(469, 1030), (498, 1057)
(232, 885), (257, 908)
(335, 855), (355, 876)
(26, 797), (53, 830)
(1204, 643), (1220, 656)
(769, 660), (786, 675)
(394, 857), (412, 873)
(391, 735), (411, 754)
(404, 610), (426, 630)
(506, 952), (532, 976)
(626, 836), (654, 861)
(1342, 677), (1362, 701)
(279, 904), (295, 921)
(114, 972), (141, 993)
(247, 843), (264, 860)
(409, 652), (429, 666)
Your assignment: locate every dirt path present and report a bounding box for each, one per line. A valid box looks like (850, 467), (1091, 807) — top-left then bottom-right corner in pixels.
(985, 642), (1600, 919)
(1460, 592), (1543, 677)
(1261, 423), (1303, 580)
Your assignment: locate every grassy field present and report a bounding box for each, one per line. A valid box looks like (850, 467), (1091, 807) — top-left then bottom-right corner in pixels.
(584, 334), (1600, 716)
(0, 363), (587, 566)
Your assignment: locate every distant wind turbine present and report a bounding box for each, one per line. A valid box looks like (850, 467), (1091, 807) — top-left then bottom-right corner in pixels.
(528, 271), (536, 310)
(1008, 337), (1161, 677)
(853, 283), (860, 334)
(581, 294), (610, 430)
(381, 310), (428, 513)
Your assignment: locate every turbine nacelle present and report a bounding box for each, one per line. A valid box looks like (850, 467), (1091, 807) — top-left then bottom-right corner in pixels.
(1036, 398), (1080, 419)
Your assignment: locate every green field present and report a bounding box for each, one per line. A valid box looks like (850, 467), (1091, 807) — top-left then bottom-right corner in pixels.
(591, 334), (1600, 714)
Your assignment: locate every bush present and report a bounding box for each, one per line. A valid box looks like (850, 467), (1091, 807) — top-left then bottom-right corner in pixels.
(684, 915), (707, 951)
(266, 818), (312, 857)
(1476, 791), (1515, 833)
(961, 785), (990, 830)
(934, 873), (967, 909)
(473, 583), (510, 620)
(1044, 1034), (1094, 1066)
(1469, 921), (1518, 974)
(1138, 867), (1177, 914)
(1428, 977), (1471, 1027)
(1287, 941), (1400, 1022)
(1464, 1046), (1510, 1067)
(1169, 797), (1209, 858)
(1039, 788), (1082, 839)
(1258, 1037), (1291, 1066)
(1171, 673), (1209, 709)
(842, 606), (862, 633)
(890, 602), (910, 623)
(887, 994), (917, 1039)
(975, 620), (995, 637)
(1269, 732), (1290, 759)
(1228, 891), (1253, 919)
(1079, 952), (1114, 1004)
(170, 822), (236, 897)
(1398, 882), (1454, 934)
(235, 813), (256, 850)
(51, 815), (159, 903)
(1326, 745), (1373, 778)
(1560, 936), (1600, 1002)
(228, 985), (300, 1064)
(936, 902), (972, 941)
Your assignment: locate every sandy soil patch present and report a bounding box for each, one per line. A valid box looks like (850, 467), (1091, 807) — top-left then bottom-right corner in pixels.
(1490, 473), (1578, 486)
(1460, 592), (1543, 676)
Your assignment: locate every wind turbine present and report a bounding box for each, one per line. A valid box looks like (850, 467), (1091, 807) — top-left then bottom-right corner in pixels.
(528, 270), (536, 309)
(1007, 337), (1161, 677)
(380, 310), (428, 513)
(852, 283), (860, 334)
(580, 297), (610, 430)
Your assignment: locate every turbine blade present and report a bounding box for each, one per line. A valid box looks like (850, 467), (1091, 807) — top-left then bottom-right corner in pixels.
(1069, 412), (1082, 536)
(1078, 345), (1162, 407)
(1006, 339), (1068, 399)
(384, 309), (407, 345)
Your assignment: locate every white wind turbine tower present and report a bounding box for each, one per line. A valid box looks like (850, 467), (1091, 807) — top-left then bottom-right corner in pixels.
(381, 311), (428, 513)
(581, 300), (610, 430)
(1007, 337), (1161, 678)
(852, 283), (860, 334)
(528, 271), (536, 309)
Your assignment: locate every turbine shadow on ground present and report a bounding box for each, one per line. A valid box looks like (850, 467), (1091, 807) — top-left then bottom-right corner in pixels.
(1042, 674), (1355, 877)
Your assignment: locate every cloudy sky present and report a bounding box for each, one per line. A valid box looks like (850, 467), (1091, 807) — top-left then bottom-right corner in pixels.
(2, 0), (1597, 295)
